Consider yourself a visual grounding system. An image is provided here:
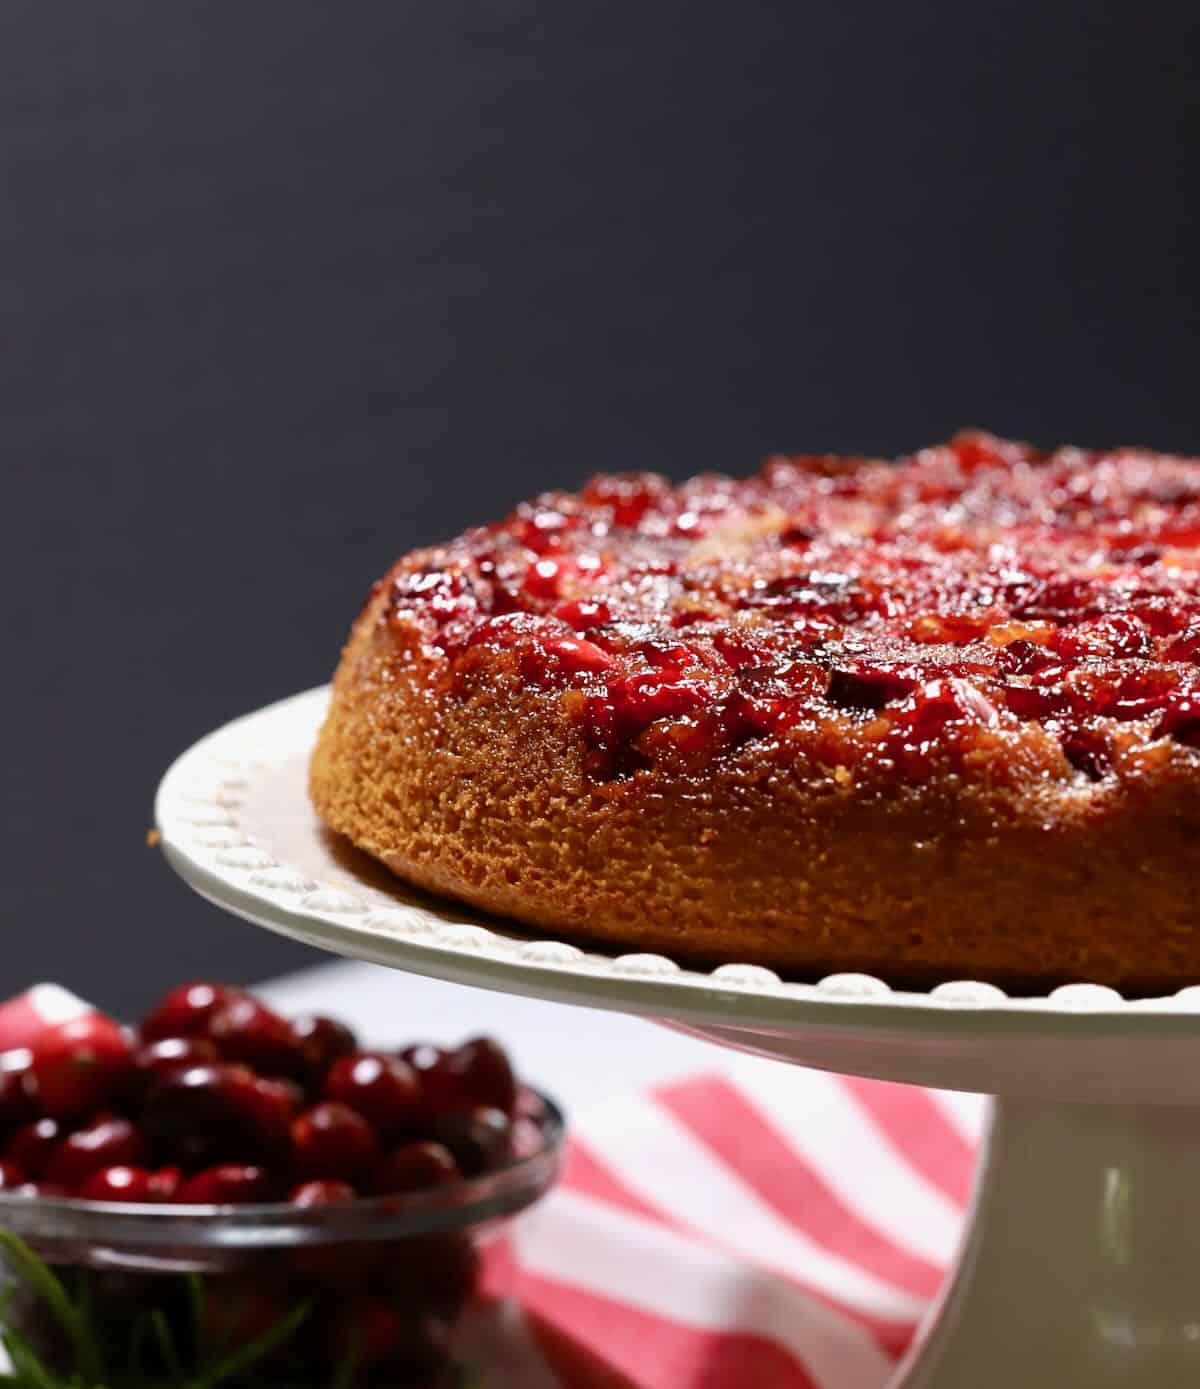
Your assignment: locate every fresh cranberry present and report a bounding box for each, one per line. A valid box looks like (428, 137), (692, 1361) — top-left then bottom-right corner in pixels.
(379, 1233), (480, 1316)
(202, 1279), (292, 1352)
(140, 982), (240, 1042)
(5, 1119), (63, 1178)
(44, 1116), (147, 1190)
(445, 1038), (518, 1116)
(147, 1166), (182, 1201)
(324, 1053), (421, 1140)
(134, 1036), (219, 1092)
(326, 1298), (448, 1369)
(207, 996), (305, 1079)
(175, 1164), (274, 1204)
(79, 1165), (156, 1202)
(250, 1076), (304, 1126)
(371, 1141), (460, 1196)
(431, 1107), (512, 1177)
(0, 1160), (25, 1190)
(142, 1064), (289, 1166)
(291, 1102), (381, 1184)
(291, 1015), (358, 1076)
(0, 1067), (36, 1137)
(14, 1181), (68, 1198)
(29, 1015), (134, 1119)
(290, 1178), (356, 1206)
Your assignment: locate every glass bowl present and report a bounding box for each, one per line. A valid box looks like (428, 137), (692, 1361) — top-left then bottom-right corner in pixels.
(0, 1091), (565, 1386)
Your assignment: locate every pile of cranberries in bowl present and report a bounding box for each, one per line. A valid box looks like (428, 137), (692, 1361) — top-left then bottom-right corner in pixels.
(0, 982), (563, 1388)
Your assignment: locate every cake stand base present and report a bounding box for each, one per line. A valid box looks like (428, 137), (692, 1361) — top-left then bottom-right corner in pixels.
(905, 1097), (1200, 1386)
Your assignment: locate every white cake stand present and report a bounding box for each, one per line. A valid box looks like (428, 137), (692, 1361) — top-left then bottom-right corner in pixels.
(156, 687), (1200, 1387)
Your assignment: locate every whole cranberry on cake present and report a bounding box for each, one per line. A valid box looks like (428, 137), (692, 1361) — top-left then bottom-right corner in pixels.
(311, 431), (1200, 994)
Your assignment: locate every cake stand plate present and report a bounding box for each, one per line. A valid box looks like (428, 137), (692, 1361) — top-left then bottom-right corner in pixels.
(157, 686), (1200, 1386)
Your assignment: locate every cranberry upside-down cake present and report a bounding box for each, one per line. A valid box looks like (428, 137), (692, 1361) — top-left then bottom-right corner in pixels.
(311, 432), (1200, 994)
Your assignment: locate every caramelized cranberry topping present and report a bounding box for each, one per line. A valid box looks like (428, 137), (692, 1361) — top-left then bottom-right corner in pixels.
(380, 432), (1200, 782)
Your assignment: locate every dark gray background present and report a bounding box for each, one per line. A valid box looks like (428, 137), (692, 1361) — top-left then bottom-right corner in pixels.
(5, 3), (1199, 1017)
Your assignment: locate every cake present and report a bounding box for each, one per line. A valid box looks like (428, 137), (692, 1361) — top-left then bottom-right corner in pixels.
(310, 431), (1200, 994)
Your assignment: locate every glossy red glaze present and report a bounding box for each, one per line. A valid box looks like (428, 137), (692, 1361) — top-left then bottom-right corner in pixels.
(382, 432), (1200, 781)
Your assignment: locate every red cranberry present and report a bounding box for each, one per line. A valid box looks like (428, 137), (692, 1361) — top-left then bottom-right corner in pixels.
(553, 598), (613, 629)
(250, 1076), (304, 1126)
(175, 1164), (273, 1205)
(1167, 626), (1200, 664)
(887, 678), (1000, 749)
(290, 1178), (356, 1206)
(826, 665), (916, 711)
(520, 634), (615, 686)
(45, 1116), (147, 1190)
(291, 1015), (358, 1076)
(142, 1064), (289, 1166)
(291, 1102), (381, 1184)
(1157, 696), (1200, 748)
(0, 1067), (36, 1138)
(147, 1166), (182, 1201)
(581, 472), (670, 527)
(994, 639), (1058, 676)
(326, 1297), (445, 1369)
(14, 1181), (68, 1198)
(140, 982), (240, 1042)
(431, 1107), (512, 1177)
(207, 996), (305, 1079)
(0, 1160), (25, 1190)
(29, 1015), (134, 1120)
(79, 1165), (156, 1202)
(1052, 614), (1152, 660)
(1061, 727), (1113, 781)
(379, 1233), (480, 1316)
(371, 1141), (459, 1196)
(324, 1053), (421, 1140)
(446, 1038), (518, 1116)
(5, 1119), (63, 1178)
(134, 1036), (220, 1093)
(202, 1278), (291, 1351)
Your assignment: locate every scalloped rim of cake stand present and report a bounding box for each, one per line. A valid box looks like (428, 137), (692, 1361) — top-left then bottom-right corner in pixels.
(154, 688), (1200, 1082)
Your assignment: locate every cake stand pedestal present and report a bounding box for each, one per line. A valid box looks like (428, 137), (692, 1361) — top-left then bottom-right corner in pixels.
(156, 688), (1200, 1388)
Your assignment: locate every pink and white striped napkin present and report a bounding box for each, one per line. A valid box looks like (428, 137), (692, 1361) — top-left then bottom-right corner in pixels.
(478, 1062), (985, 1389)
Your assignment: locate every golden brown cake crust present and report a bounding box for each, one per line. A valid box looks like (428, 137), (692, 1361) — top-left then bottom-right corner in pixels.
(310, 434), (1200, 994)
